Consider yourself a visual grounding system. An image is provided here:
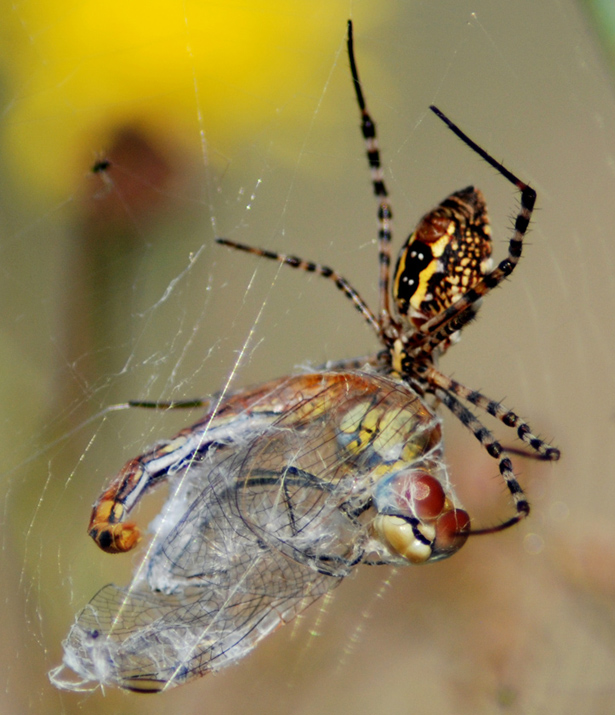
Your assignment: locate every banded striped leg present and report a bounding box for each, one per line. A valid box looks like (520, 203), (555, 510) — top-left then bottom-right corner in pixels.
(417, 305), (479, 358)
(347, 20), (393, 326)
(128, 399), (208, 409)
(409, 107), (536, 350)
(216, 238), (380, 335)
(432, 386), (529, 534)
(421, 364), (560, 460)
(315, 353), (383, 372)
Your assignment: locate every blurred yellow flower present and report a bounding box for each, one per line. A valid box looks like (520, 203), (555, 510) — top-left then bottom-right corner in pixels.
(2, 2), (385, 196)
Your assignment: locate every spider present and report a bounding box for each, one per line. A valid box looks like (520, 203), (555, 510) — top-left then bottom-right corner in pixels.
(216, 20), (560, 535)
(51, 20), (559, 693)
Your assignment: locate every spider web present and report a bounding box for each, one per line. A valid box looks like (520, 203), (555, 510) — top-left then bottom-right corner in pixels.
(2, 1), (615, 714)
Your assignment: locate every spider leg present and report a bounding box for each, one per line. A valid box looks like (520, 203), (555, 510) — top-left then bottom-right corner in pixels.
(315, 353), (383, 372)
(415, 305), (479, 357)
(128, 399), (208, 409)
(410, 107), (536, 348)
(432, 385), (530, 534)
(501, 445), (559, 461)
(216, 26), (393, 340)
(347, 20), (394, 327)
(423, 365), (560, 460)
(216, 238), (380, 335)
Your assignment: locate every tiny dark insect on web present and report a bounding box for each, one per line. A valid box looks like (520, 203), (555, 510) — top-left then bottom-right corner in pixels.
(91, 158), (112, 174)
(49, 20), (559, 693)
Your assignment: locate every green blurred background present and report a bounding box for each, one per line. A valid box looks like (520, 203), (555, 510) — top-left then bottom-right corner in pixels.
(2, 1), (615, 713)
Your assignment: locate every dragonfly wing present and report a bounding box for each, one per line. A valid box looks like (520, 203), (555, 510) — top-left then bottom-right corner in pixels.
(51, 370), (465, 692)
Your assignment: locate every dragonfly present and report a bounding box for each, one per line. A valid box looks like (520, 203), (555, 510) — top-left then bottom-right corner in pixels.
(50, 20), (559, 693)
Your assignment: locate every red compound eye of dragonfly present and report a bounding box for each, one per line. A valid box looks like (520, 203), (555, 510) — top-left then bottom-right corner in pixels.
(50, 20), (558, 694)
(392, 471), (447, 519)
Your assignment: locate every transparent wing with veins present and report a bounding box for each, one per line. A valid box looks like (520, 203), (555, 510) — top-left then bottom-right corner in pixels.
(50, 371), (469, 692)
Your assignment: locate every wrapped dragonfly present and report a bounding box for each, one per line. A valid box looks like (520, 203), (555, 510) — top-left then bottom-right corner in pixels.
(50, 20), (559, 693)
